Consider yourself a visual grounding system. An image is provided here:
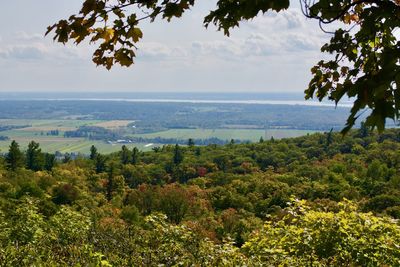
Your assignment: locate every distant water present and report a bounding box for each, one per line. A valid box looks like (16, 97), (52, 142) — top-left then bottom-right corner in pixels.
(0, 92), (353, 108)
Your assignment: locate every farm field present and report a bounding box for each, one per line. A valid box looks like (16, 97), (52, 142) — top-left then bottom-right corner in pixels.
(0, 119), (101, 128)
(0, 119), (319, 154)
(131, 128), (319, 142)
(0, 119), (154, 154)
(0, 138), (156, 154)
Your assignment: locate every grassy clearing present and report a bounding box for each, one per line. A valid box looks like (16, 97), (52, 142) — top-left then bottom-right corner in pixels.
(0, 138), (156, 154)
(131, 129), (318, 142)
(0, 119), (101, 128)
(0, 119), (154, 154)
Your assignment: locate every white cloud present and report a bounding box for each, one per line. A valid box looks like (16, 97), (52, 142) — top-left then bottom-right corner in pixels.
(244, 9), (307, 31)
(137, 42), (188, 61)
(191, 39), (241, 60)
(283, 33), (324, 52)
(5, 46), (45, 60)
(14, 32), (44, 42)
(241, 8), (327, 52)
(0, 33), (87, 63)
(188, 32), (323, 62)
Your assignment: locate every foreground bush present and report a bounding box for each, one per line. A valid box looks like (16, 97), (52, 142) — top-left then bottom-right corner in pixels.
(2, 198), (400, 266)
(243, 199), (400, 266)
(0, 199), (249, 266)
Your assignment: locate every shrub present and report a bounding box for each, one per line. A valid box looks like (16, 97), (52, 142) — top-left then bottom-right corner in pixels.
(243, 199), (400, 266)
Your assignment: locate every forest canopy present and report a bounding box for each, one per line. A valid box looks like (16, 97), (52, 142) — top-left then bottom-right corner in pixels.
(2, 129), (400, 265)
(46, 0), (400, 132)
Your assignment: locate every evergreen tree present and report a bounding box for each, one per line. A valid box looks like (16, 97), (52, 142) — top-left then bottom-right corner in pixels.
(6, 140), (23, 171)
(173, 144), (183, 165)
(26, 141), (44, 171)
(326, 128), (334, 147)
(195, 147), (201, 157)
(187, 138), (195, 147)
(44, 153), (56, 171)
(359, 122), (370, 138)
(131, 147), (139, 165)
(106, 164), (115, 201)
(63, 153), (71, 163)
(104, 163), (125, 201)
(121, 145), (131, 165)
(95, 154), (107, 173)
(259, 137), (264, 143)
(89, 145), (98, 160)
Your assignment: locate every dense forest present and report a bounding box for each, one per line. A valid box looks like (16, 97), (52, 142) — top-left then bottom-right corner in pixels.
(1, 127), (400, 266)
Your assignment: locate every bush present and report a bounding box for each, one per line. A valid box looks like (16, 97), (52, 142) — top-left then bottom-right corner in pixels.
(52, 184), (79, 205)
(243, 199), (400, 266)
(364, 194), (400, 212)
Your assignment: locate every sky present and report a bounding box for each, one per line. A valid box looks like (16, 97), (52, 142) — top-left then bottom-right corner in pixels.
(0, 0), (331, 93)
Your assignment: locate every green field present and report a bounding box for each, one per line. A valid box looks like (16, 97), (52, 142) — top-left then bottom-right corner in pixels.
(0, 119), (154, 154)
(0, 119), (319, 154)
(0, 139), (155, 154)
(131, 128), (319, 142)
(0, 119), (101, 128)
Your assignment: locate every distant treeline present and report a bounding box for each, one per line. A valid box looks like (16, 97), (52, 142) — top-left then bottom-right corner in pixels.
(126, 137), (245, 146)
(0, 136), (9, 141)
(46, 130), (59, 136)
(64, 126), (119, 140)
(0, 125), (30, 132)
(64, 126), (246, 145)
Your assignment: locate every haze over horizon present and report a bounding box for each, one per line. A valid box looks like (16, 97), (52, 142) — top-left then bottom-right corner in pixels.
(0, 1), (329, 93)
